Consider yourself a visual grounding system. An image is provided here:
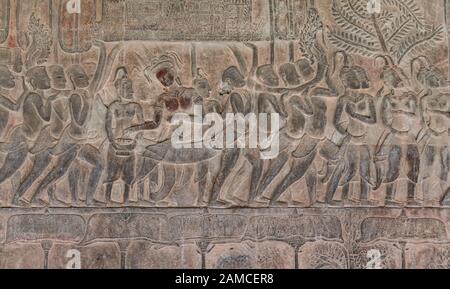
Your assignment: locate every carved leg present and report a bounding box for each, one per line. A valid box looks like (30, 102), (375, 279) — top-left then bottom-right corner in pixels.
(406, 144), (420, 205)
(210, 149), (241, 205)
(0, 145), (27, 184)
(34, 149), (78, 204)
(196, 161), (209, 206)
(384, 145), (401, 203)
(78, 145), (104, 205)
(135, 157), (159, 202)
(357, 145), (372, 203)
(325, 162), (345, 204)
(253, 150), (289, 203)
(152, 164), (176, 202)
(15, 150), (52, 204)
(105, 148), (122, 203)
(269, 150), (316, 205)
(245, 150), (264, 203)
(121, 154), (136, 203)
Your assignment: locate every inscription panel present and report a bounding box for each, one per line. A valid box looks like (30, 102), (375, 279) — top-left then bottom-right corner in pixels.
(99, 0), (270, 41)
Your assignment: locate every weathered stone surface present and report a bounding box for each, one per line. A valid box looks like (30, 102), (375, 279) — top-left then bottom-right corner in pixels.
(6, 214), (85, 243)
(169, 214), (247, 242)
(0, 0), (449, 268)
(84, 213), (168, 243)
(126, 241), (201, 269)
(298, 241), (349, 269)
(206, 241), (295, 269)
(0, 243), (44, 269)
(360, 216), (447, 243)
(405, 243), (450, 269)
(351, 242), (403, 269)
(244, 214), (342, 241)
(48, 242), (121, 269)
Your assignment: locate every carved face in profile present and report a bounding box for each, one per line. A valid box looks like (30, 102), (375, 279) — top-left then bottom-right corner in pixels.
(296, 58), (314, 80)
(257, 64), (280, 87)
(68, 65), (90, 89)
(48, 65), (67, 90)
(156, 67), (175, 87)
(427, 93), (449, 113)
(278, 63), (301, 86)
(381, 68), (403, 89)
(0, 66), (15, 89)
(388, 91), (416, 114)
(417, 68), (447, 89)
(222, 66), (245, 91)
(117, 78), (134, 100)
(340, 66), (370, 90)
(26, 66), (51, 90)
(194, 77), (211, 98)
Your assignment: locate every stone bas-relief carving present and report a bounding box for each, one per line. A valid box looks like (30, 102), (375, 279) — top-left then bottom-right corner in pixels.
(0, 0), (450, 269)
(0, 0), (448, 209)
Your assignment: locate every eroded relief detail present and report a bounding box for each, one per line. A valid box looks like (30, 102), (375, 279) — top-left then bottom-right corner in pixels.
(0, 0), (450, 269)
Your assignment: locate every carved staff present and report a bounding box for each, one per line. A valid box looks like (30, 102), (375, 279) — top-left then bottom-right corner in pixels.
(191, 43), (197, 79)
(445, 0), (450, 79)
(268, 0), (275, 64)
(95, 0), (102, 22)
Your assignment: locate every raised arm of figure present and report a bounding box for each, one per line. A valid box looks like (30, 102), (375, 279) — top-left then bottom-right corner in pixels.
(89, 41), (124, 95)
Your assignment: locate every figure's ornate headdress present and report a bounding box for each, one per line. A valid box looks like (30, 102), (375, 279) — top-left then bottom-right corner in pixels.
(144, 52), (183, 84)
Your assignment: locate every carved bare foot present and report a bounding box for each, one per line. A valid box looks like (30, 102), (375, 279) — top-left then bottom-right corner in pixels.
(156, 198), (178, 207)
(270, 198), (290, 206)
(291, 200), (313, 208)
(196, 199), (208, 207)
(209, 198), (230, 207)
(407, 199), (422, 207)
(385, 198), (405, 206)
(251, 196), (270, 207)
(16, 196), (32, 207)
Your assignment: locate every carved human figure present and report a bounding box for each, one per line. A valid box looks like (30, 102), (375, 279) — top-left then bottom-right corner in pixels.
(418, 91), (450, 206)
(0, 65), (21, 135)
(248, 10), (335, 206)
(371, 55), (420, 205)
(375, 90), (420, 205)
(252, 31), (331, 206)
(15, 41), (119, 205)
(325, 52), (377, 204)
(192, 70), (222, 206)
(104, 67), (144, 204)
(207, 65), (248, 205)
(411, 56), (450, 205)
(210, 42), (275, 206)
(0, 70), (30, 194)
(132, 53), (204, 206)
(48, 65), (68, 90)
(0, 66), (62, 205)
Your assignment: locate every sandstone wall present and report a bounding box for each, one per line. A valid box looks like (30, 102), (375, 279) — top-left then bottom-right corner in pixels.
(0, 0), (449, 269)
